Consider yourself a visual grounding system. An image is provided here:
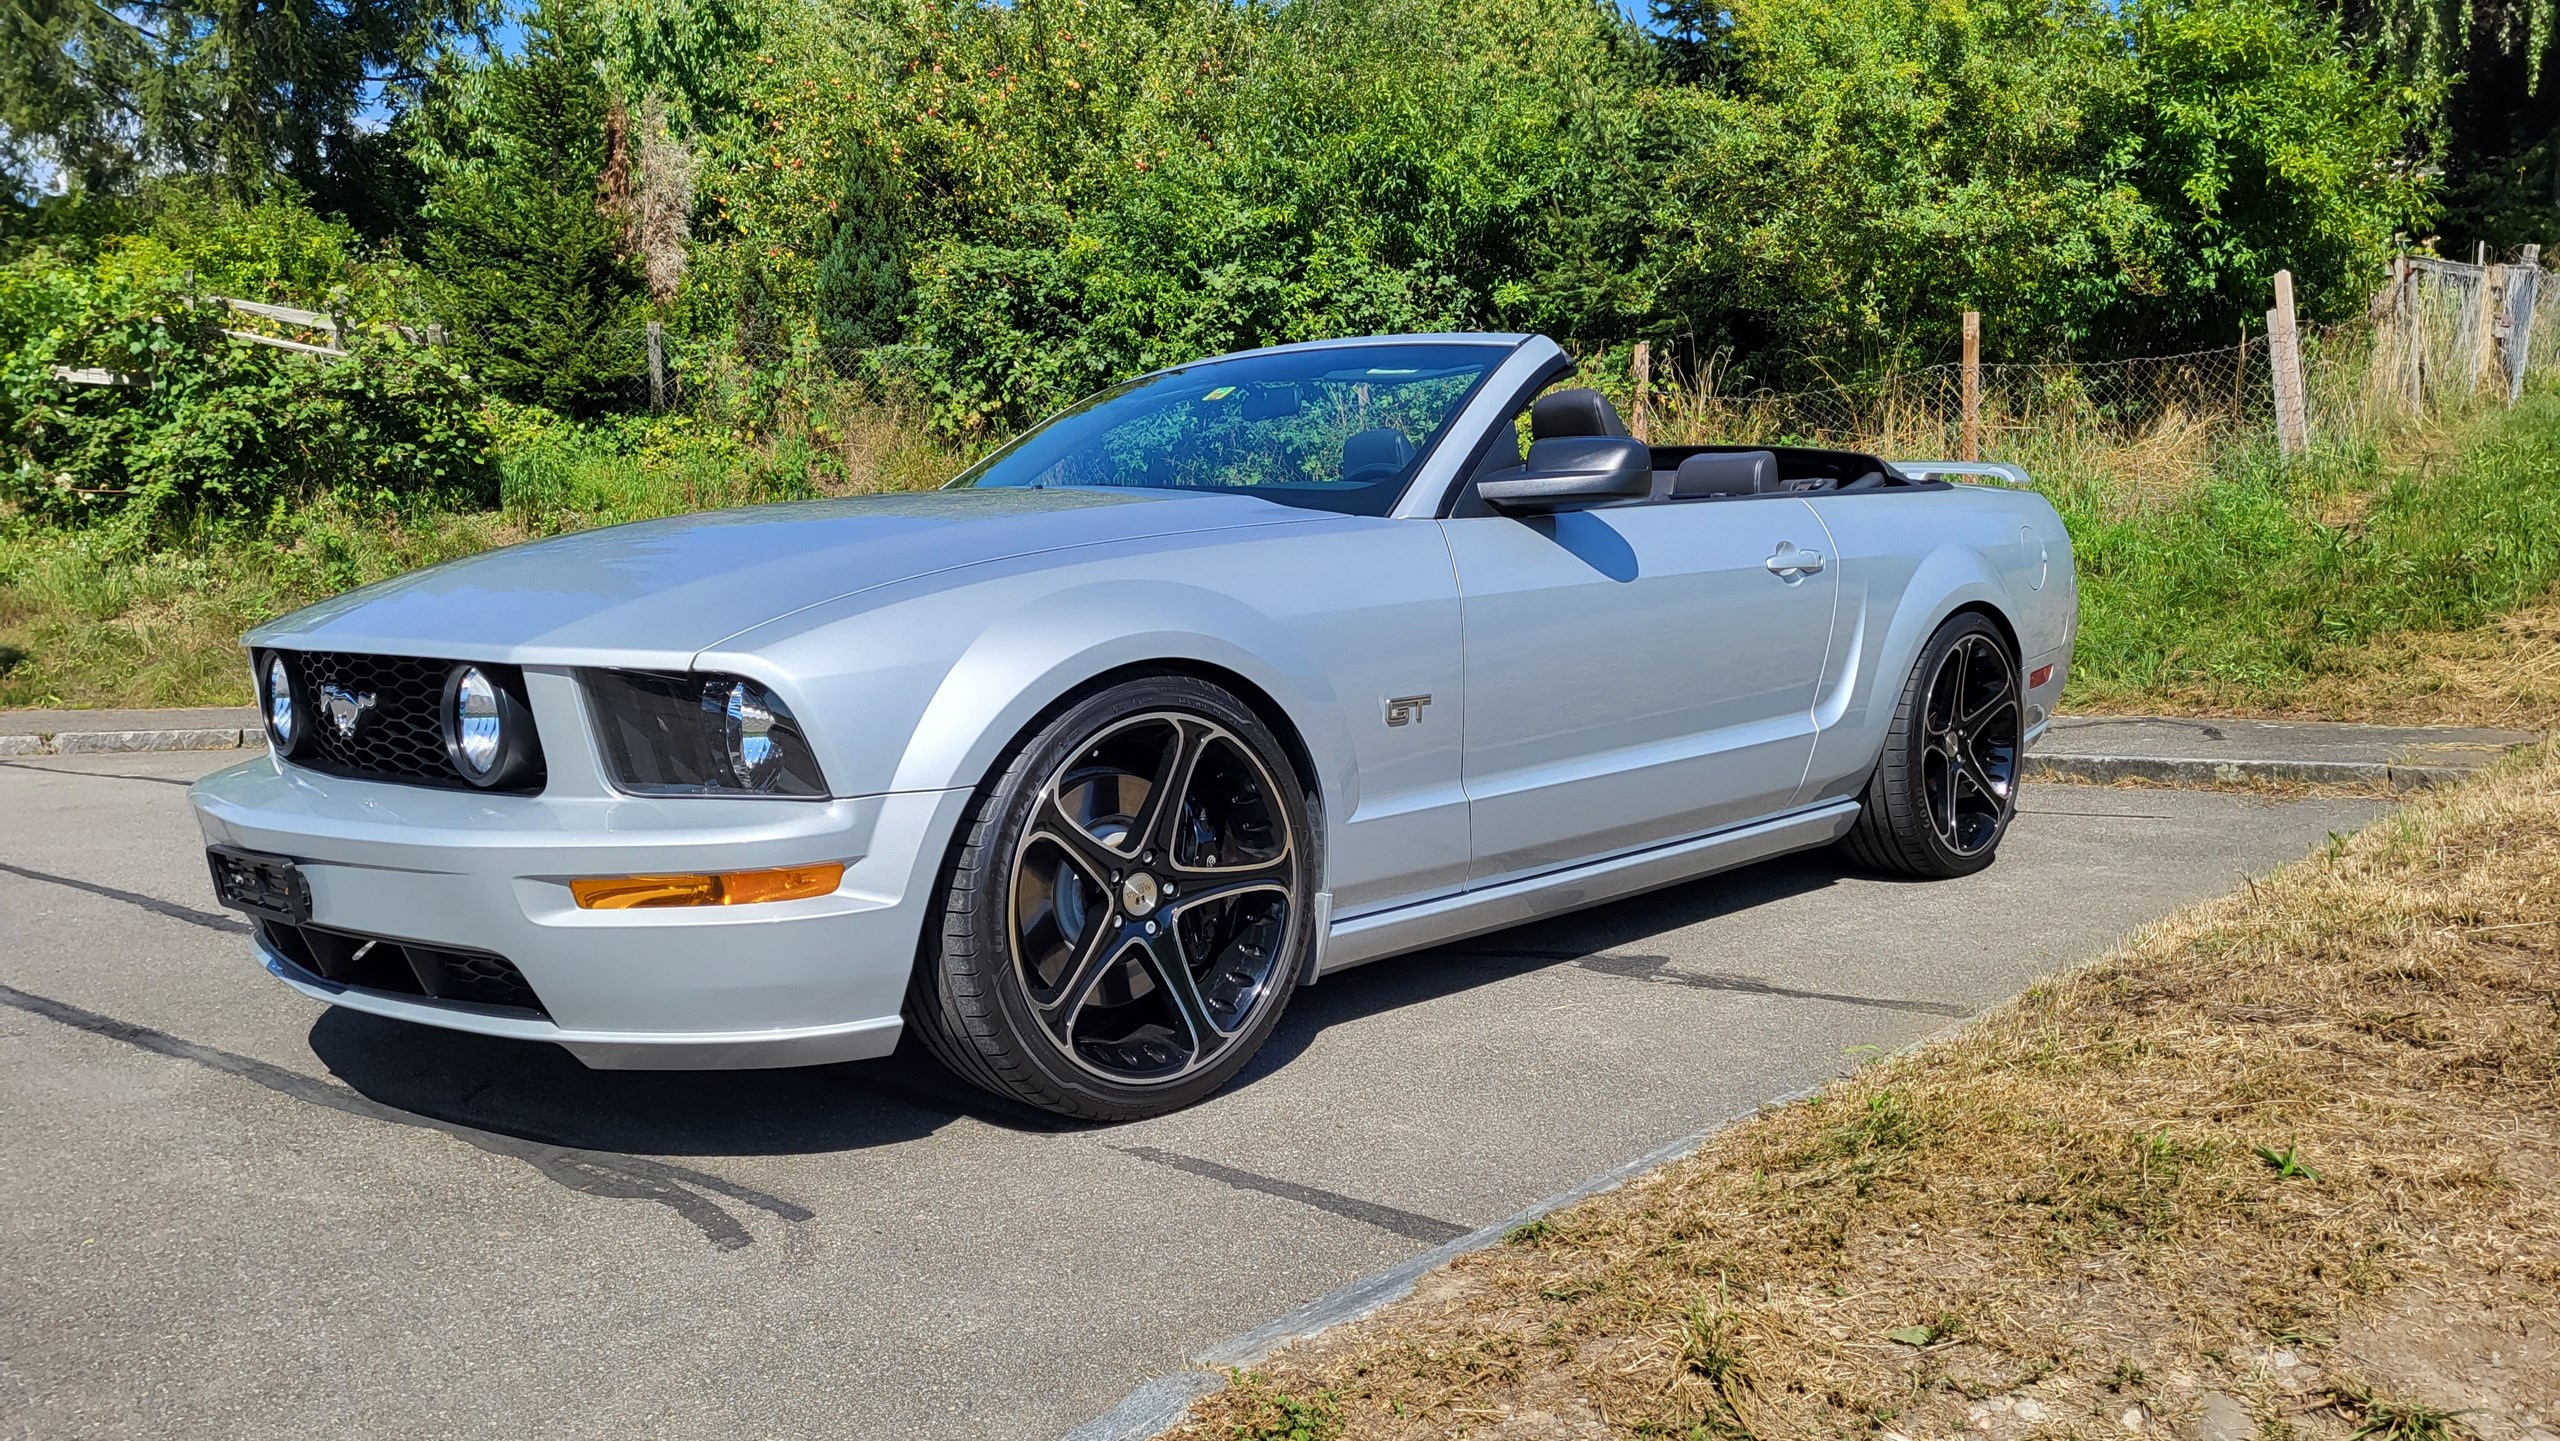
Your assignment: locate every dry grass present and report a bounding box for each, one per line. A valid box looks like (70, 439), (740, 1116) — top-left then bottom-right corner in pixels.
(1181, 745), (2560, 1441)
(2074, 597), (2560, 732)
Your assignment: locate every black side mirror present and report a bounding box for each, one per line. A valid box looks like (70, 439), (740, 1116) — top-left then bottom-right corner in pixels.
(1476, 436), (1653, 514)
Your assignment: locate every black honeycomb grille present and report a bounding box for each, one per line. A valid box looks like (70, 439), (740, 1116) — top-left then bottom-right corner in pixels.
(277, 650), (544, 792)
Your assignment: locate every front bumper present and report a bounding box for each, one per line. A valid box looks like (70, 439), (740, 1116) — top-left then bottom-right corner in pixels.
(190, 754), (973, 1069)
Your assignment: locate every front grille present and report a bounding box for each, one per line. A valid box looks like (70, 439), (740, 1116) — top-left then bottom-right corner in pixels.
(275, 650), (544, 792)
(260, 920), (549, 1018)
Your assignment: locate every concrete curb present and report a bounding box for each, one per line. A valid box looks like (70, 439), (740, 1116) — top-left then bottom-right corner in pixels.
(2024, 753), (2469, 791)
(0, 726), (254, 757)
(1062, 1080), (1839, 1441)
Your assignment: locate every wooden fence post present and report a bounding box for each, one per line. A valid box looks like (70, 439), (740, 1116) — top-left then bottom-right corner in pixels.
(1631, 341), (1652, 443)
(2399, 254), (2424, 411)
(2471, 264), (2506, 395)
(1960, 310), (1981, 462)
(2268, 270), (2309, 458)
(646, 321), (666, 411)
(2510, 244), (2544, 404)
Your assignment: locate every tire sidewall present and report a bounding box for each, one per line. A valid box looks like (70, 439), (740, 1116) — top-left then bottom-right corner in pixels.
(1893, 614), (2022, 876)
(945, 675), (1316, 1117)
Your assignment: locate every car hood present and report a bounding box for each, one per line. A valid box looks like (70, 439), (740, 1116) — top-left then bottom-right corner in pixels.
(249, 488), (1314, 665)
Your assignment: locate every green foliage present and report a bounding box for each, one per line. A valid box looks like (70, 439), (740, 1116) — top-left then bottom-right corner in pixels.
(0, 0), (491, 204)
(418, 0), (649, 415)
(2333, 0), (2555, 254)
(2064, 383), (2560, 702)
(1622, 0), (2430, 376)
(0, 246), (493, 538)
(1219, 1371), (1343, 1441)
(2256, 1143), (2322, 1179)
(812, 155), (910, 365)
(676, 0), (1644, 432)
(650, 0), (2430, 424)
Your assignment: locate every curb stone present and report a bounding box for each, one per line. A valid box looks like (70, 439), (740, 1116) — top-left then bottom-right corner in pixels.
(1061, 1078), (1844, 1441)
(0, 708), (260, 757)
(48, 727), (251, 755)
(2025, 754), (2471, 790)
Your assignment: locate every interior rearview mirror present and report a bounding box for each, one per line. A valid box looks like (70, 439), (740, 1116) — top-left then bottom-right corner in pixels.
(1476, 436), (1654, 513)
(1241, 383), (1300, 420)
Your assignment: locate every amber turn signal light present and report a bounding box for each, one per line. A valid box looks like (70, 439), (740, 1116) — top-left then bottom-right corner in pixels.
(570, 863), (845, 910)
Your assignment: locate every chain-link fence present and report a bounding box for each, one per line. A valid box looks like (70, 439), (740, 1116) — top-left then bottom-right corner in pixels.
(1602, 253), (2558, 512)
(593, 331), (940, 417)
(594, 251), (2557, 512)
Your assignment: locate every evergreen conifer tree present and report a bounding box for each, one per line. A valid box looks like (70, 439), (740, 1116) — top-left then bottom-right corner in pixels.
(418, 0), (646, 415)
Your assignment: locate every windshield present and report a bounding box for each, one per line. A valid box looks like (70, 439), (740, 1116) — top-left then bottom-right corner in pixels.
(951, 342), (1511, 516)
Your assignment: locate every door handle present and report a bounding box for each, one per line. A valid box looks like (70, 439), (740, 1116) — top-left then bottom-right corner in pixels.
(1765, 547), (1826, 576)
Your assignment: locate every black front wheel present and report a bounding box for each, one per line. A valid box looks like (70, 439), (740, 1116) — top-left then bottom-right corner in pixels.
(1840, 613), (2023, 878)
(906, 675), (1314, 1121)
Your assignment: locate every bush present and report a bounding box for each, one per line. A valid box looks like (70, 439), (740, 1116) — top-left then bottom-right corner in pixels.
(0, 255), (495, 536)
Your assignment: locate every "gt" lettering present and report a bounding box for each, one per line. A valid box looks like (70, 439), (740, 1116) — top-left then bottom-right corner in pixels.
(1384, 694), (1432, 728)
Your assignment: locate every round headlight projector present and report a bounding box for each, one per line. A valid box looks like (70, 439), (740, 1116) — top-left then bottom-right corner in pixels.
(441, 663), (534, 788)
(262, 653), (298, 751)
(720, 680), (781, 789)
(451, 666), (504, 777)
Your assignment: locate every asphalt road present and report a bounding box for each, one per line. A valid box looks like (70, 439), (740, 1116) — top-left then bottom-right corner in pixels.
(0, 750), (2386, 1440)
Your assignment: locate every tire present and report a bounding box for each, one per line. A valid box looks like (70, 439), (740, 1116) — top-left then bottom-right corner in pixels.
(904, 675), (1315, 1121)
(1839, 612), (2024, 879)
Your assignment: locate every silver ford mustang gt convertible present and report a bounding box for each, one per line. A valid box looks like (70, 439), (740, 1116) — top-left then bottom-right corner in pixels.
(192, 333), (2076, 1120)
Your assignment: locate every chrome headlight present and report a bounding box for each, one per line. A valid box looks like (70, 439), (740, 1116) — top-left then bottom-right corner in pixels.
(441, 663), (541, 789)
(584, 670), (828, 798)
(258, 651), (302, 753)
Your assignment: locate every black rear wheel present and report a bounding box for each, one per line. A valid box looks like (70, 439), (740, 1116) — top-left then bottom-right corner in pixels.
(906, 675), (1313, 1121)
(1840, 613), (2022, 878)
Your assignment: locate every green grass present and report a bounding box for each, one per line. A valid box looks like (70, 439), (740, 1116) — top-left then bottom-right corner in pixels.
(0, 505), (521, 708)
(0, 410), (960, 709)
(4, 385), (2558, 714)
(2059, 383), (2560, 711)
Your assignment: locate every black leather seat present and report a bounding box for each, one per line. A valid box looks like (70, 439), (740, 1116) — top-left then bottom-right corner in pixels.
(1530, 388), (1630, 440)
(1339, 427), (1415, 481)
(1673, 449), (1778, 498)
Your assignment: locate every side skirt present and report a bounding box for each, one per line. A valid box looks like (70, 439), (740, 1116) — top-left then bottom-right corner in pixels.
(1319, 799), (1862, 977)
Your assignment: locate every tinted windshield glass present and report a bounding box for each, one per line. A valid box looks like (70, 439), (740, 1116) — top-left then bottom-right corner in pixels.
(952, 342), (1510, 515)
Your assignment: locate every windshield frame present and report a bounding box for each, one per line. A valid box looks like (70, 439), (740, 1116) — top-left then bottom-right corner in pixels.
(943, 336), (1523, 517)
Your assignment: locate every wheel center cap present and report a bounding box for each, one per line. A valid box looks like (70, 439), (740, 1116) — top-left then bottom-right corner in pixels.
(1120, 871), (1162, 918)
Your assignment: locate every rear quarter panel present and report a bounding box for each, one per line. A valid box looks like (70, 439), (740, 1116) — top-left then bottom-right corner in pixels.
(1798, 483), (2077, 804)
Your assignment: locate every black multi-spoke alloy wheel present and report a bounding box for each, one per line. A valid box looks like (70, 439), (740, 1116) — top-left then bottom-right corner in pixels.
(1840, 612), (2023, 878)
(907, 676), (1315, 1121)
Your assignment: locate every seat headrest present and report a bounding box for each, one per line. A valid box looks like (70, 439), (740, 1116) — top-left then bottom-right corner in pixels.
(1531, 388), (1630, 441)
(1340, 427), (1414, 478)
(1672, 450), (1779, 498)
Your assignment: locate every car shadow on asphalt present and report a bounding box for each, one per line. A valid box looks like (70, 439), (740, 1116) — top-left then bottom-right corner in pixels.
(1230, 850), (1858, 1088)
(309, 849), (1858, 1156)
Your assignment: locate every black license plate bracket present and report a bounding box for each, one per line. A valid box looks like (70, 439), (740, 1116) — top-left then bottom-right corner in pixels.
(206, 845), (311, 925)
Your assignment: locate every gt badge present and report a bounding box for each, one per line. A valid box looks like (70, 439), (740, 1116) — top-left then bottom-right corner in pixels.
(1384, 694), (1432, 728)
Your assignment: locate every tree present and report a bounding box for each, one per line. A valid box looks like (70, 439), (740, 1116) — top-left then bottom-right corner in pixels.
(0, 0), (490, 207)
(2324, 0), (2559, 247)
(812, 156), (908, 364)
(1616, 0), (2428, 378)
(1650, 0), (1736, 87)
(417, 0), (647, 414)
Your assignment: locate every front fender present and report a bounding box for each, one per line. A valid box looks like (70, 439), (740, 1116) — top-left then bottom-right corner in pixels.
(882, 579), (1359, 815)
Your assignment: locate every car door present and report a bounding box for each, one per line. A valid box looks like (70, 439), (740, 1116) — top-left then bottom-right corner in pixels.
(1440, 496), (1840, 885)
